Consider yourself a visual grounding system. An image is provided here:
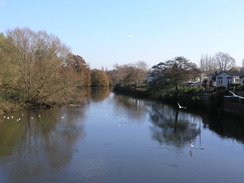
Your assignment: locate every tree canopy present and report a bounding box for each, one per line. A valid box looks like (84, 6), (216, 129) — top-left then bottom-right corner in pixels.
(108, 61), (148, 87)
(150, 57), (200, 92)
(0, 27), (91, 105)
(91, 69), (110, 86)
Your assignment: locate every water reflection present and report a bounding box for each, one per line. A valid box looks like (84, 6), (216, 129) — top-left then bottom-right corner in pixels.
(202, 115), (244, 144)
(0, 107), (86, 181)
(0, 91), (244, 183)
(148, 102), (201, 148)
(90, 87), (111, 102)
(112, 94), (148, 122)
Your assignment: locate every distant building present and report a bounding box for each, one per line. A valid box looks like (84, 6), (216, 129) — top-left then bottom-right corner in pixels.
(215, 71), (244, 87)
(240, 75), (244, 85)
(146, 70), (162, 83)
(193, 72), (216, 87)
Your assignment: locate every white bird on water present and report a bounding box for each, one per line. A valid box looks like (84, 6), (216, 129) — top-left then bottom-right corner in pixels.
(190, 140), (194, 147)
(177, 102), (187, 109)
(229, 90), (244, 99)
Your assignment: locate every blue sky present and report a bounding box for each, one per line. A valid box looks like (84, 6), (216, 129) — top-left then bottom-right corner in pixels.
(1, 0), (244, 69)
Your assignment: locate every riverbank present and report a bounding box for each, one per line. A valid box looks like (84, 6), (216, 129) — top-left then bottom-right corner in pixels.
(113, 85), (244, 119)
(113, 85), (206, 109)
(0, 87), (91, 115)
(0, 98), (23, 115)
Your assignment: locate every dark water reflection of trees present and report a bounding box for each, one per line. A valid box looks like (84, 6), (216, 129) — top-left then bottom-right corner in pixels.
(201, 114), (244, 144)
(112, 94), (148, 122)
(148, 102), (201, 148)
(0, 106), (86, 180)
(111, 94), (244, 147)
(1, 90), (244, 181)
(90, 87), (111, 102)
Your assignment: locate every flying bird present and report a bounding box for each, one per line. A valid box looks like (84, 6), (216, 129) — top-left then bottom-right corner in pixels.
(177, 102), (187, 109)
(128, 34), (132, 39)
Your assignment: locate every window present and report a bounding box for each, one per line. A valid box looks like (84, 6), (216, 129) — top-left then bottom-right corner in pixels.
(217, 77), (223, 85)
(227, 77), (232, 84)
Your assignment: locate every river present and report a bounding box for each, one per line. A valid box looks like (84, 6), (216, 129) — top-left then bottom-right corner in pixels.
(0, 88), (244, 183)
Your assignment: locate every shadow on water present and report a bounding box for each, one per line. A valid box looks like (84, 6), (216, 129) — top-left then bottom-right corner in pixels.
(148, 102), (201, 148)
(0, 106), (86, 181)
(201, 114), (244, 144)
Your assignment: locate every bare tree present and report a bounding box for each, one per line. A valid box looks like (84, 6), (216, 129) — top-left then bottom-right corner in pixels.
(241, 59), (244, 71)
(6, 27), (71, 104)
(214, 52), (235, 72)
(200, 54), (217, 72)
(134, 61), (149, 86)
(110, 63), (137, 86)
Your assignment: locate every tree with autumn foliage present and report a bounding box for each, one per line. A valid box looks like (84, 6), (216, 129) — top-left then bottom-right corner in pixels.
(108, 61), (148, 87)
(91, 69), (110, 86)
(0, 27), (91, 106)
(64, 54), (91, 87)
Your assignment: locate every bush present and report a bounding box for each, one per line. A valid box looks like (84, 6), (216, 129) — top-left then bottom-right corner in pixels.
(215, 86), (226, 92)
(209, 89), (229, 112)
(236, 85), (244, 91)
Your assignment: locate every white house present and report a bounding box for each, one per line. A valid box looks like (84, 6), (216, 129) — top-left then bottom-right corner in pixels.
(215, 71), (244, 87)
(240, 75), (244, 85)
(146, 70), (162, 83)
(192, 72), (216, 87)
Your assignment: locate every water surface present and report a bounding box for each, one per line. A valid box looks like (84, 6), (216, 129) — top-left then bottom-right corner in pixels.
(0, 89), (244, 183)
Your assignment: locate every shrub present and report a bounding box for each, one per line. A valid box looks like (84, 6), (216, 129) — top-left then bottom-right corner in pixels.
(236, 85), (244, 91)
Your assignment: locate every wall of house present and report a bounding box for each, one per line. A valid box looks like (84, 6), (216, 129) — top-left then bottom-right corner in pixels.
(241, 78), (244, 85)
(216, 72), (231, 87)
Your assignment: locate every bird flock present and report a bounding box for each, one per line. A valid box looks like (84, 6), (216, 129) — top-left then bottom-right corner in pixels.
(2, 114), (65, 122)
(3, 113), (41, 122)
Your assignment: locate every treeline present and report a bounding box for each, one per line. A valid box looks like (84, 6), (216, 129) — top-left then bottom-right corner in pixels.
(0, 27), (111, 113)
(1, 27), (243, 114)
(200, 52), (244, 72)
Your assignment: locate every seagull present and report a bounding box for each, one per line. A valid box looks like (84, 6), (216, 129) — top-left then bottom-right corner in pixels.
(190, 140), (194, 147)
(128, 34), (132, 39)
(177, 102), (187, 109)
(229, 90), (244, 99)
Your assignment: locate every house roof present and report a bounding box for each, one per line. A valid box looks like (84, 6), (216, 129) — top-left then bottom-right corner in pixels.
(216, 71), (244, 77)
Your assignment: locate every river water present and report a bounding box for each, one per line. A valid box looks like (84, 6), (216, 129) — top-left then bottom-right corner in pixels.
(0, 88), (244, 183)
